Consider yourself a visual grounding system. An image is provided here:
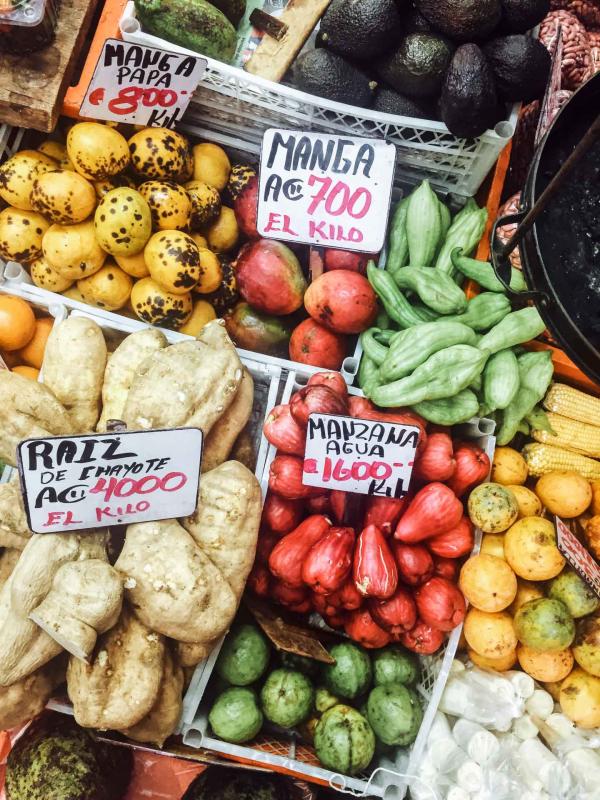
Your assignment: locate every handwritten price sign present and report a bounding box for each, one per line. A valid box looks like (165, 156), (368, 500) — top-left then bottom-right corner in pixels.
(302, 413), (419, 497)
(257, 129), (395, 253)
(80, 39), (206, 128)
(556, 516), (600, 598)
(17, 429), (202, 533)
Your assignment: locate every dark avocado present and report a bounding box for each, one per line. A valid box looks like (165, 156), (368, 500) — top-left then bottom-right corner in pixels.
(499, 0), (550, 33)
(484, 35), (551, 102)
(373, 87), (437, 119)
(319, 0), (403, 60)
(404, 4), (433, 33)
(440, 43), (499, 138)
(291, 49), (375, 107)
(415, 0), (502, 41)
(377, 33), (454, 98)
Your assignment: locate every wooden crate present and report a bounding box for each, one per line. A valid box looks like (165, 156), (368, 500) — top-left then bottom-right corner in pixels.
(0, 0), (101, 131)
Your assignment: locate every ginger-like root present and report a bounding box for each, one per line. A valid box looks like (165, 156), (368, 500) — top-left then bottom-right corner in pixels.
(30, 559), (123, 662)
(120, 647), (183, 747)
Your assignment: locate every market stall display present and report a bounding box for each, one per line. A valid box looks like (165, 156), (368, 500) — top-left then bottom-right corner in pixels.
(2, 0), (600, 793)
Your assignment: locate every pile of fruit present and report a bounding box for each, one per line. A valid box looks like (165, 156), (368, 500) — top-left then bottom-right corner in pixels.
(359, 180), (547, 426)
(460, 444), (600, 728)
(291, 0), (552, 137)
(0, 122), (378, 368)
(0, 295), (53, 382)
(207, 622), (424, 776)
(253, 371), (491, 654)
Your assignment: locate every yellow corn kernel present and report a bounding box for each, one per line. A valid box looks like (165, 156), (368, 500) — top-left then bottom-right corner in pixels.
(544, 383), (600, 427)
(522, 443), (600, 480)
(532, 412), (600, 459)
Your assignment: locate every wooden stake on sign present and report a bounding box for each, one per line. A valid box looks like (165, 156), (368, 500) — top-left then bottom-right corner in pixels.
(245, 596), (335, 664)
(249, 9), (288, 40)
(245, 0), (332, 82)
(0, 0), (100, 131)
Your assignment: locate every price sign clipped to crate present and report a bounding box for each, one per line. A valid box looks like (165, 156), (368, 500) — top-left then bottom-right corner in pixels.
(79, 38), (207, 128)
(556, 517), (600, 598)
(17, 428), (202, 534)
(302, 413), (419, 497)
(257, 128), (396, 253)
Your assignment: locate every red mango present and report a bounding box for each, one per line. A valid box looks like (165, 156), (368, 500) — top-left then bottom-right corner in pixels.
(269, 515), (331, 587)
(395, 483), (463, 543)
(369, 586), (417, 635)
(353, 524), (398, 599)
(427, 516), (474, 559)
(414, 431), (456, 482)
(399, 620), (445, 655)
(263, 404), (307, 456)
(345, 607), (391, 648)
(302, 527), (355, 595)
(364, 495), (409, 535)
(446, 441), (490, 497)
(393, 542), (434, 586)
(262, 492), (304, 534)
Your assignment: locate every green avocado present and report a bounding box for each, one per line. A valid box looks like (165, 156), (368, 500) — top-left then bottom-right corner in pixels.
(322, 642), (372, 700)
(372, 646), (420, 687)
(440, 44), (500, 138)
(514, 598), (576, 652)
(314, 705), (375, 775)
(135, 0), (237, 63)
(483, 35), (550, 102)
(291, 49), (375, 108)
(549, 569), (600, 619)
(377, 34), (454, 99)
(216, 624), (271, 686)
(209, 687), (264, 743)
(6, 716), (132, 800)
(366, 683), (423, 747)
(260, 669), (315, 728)
(415, 0), (502, 41)
(318, 0), (402, 61)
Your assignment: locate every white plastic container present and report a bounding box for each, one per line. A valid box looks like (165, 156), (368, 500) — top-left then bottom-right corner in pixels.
(119, 2), (518, 197)
(180, 366), (496, 798)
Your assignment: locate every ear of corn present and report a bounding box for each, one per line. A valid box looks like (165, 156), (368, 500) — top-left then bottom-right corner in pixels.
(532, 412), (600, 459)
(544, 383), (600, 426)
(522, 443), (600, 480)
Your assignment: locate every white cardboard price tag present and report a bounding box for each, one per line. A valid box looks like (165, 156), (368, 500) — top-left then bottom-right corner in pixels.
(257, 128), (395, 253)
(79, 39), (206, 128)
(17, 428), (202, 534)
(556, 516), (600, 598)
(302, 413), (419, 497)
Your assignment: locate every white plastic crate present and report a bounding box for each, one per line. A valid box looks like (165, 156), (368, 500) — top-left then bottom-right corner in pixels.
(119, 2), (517, 197)
(181, 367), (496, 798)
